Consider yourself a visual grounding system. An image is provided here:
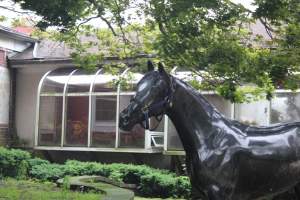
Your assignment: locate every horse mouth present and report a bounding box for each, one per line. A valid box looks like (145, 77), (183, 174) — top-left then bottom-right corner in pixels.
(119, 116), (135, 131)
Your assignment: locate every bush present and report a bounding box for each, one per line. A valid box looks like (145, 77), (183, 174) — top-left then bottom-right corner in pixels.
(0, 147), (191, 198)
(28, 158), (50, 168)
(0, 147), (31, 178)
(30, 163), (66, 181)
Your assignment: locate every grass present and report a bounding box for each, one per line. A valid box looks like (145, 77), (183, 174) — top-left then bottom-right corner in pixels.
(0, 178), (102, 200)
(0, 178), (185, 200)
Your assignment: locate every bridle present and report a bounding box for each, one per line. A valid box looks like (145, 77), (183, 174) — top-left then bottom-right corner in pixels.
(139, 76), (175, 131)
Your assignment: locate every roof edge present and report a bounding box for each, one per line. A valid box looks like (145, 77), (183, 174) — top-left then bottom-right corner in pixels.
(9, 54), (155, 67)
(0, 25), (38, 43)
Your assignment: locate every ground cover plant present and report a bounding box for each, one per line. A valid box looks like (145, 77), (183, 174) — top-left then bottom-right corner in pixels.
(0, 147), (191, 198)
(0, 178), (102, 200)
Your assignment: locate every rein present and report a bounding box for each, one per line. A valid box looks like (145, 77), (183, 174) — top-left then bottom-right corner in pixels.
(140, 76), (175, 130)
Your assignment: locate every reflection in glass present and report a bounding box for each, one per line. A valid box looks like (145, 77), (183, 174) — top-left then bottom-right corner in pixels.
(91, 96), (117, 147)
(167, 119), (183, 150)
(119, 95), (145, 148)
(93, 73), (117, 92)
(38, 96), (62, 146)
(41, 68), (74, 94)
(235, 100), (269, 126)
(65, 96), (89, 146)
(203, 94), (232, 118)
(271, 93), (300, 124)
(67, 70), (93, 93)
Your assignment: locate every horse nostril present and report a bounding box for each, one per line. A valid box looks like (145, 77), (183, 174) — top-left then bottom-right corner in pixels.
(120, 114), (129, 124)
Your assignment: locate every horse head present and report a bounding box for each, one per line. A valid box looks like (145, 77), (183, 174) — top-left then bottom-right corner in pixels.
(119, 61), (173, 131)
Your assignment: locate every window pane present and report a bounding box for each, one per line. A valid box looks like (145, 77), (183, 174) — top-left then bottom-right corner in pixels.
(67, 70), (93, 93)
(41, 68), (74, 94)
(38, 96), (62, 146)
(167, 119), (184, 150)
(149, 116), (165, 132)
(119, 95), (145, 148)
(235, 100), (269, 126)
(91, 95), (116, 147)
(271, 93), (300, 124)
(65, 96), (89, 147)
(203, 94), (232, 118)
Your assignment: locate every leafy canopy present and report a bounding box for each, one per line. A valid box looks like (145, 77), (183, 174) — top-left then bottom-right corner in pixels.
(10, 0), (300, 102)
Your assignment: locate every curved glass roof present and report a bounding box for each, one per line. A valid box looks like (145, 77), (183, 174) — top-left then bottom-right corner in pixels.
(40, 67), (145, 95)
(39, 67), (205, 95)
(41, 68), (75, 94)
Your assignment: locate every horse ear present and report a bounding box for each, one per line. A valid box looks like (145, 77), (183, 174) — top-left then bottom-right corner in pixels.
(158, 62), (170, 83)
(147, 60), (154, 71)
(158, 62), (166, 73)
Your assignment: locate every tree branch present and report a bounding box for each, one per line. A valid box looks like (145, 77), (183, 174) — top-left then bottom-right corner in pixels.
(112, 0), (130, 44)
(75, 15), (100, 32)
(259, 18), (274, 40)
(87, 0), (118, 36)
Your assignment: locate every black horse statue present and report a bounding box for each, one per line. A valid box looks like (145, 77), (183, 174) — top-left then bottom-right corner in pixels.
(119, 61), (300, 200)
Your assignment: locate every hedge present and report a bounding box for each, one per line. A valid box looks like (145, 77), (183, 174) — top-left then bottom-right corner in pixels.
(0, 147), (191, 198)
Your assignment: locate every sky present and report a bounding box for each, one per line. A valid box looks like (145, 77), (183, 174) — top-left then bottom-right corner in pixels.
(0, 0), (256, 28)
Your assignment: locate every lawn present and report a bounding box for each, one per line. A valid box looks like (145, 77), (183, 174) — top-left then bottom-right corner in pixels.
(0, 178), (185, 200)
(0, 178), (102, 200)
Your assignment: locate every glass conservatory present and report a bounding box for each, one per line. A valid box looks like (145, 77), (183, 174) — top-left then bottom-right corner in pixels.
(35, 67), (166, 153)
(35, 67), (300, 154)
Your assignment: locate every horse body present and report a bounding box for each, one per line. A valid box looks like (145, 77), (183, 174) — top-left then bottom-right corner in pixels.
(119, 62), (300, 200)
(168, 78), (300, 199)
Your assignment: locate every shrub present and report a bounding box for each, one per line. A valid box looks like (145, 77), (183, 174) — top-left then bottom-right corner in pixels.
(0, 148), (192, 198)
(28, 158), (50, 168)
(0, 147), (31, 178)
(30, 163), (66, 181)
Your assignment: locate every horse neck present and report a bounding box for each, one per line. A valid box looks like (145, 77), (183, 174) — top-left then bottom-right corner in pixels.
(166, 78), (227, 152)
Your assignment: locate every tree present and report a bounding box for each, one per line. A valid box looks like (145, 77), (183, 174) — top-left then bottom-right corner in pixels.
(2, 0), (299, 102)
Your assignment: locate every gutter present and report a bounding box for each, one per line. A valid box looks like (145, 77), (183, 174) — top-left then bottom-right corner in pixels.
(9, 54), (156, 67)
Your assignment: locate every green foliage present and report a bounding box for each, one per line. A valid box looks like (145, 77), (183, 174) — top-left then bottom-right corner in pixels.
(0, 147), (31, 178)
(30, 163), (66, 181)
(28, 158), (50, 168)
(0, 147), (190, 198)
(0, 16), (7, 22)
(10, 0), (300, 102)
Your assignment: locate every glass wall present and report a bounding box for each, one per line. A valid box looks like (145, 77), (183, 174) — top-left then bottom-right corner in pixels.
(235, 100), (269, 126)
(38, 96), (62, 146)
(64, 70), (91, 147)
(91, 71), (118, 147)
(203, 94), (232, 118)
(271, 93), (300, 124)
(91, 95), (117, 147)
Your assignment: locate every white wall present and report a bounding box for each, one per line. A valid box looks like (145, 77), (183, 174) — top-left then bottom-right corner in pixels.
(15, 66), (58, 146)
(0, 67), (10, 124)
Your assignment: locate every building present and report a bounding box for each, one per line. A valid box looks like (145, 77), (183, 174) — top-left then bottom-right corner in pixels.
(0, 25), (37, 145)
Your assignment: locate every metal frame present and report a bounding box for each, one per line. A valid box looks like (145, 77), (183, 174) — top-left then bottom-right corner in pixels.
(61, 69), (78, 147)
(34, 70), (53, 147)
(88, 68), (103, 147)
